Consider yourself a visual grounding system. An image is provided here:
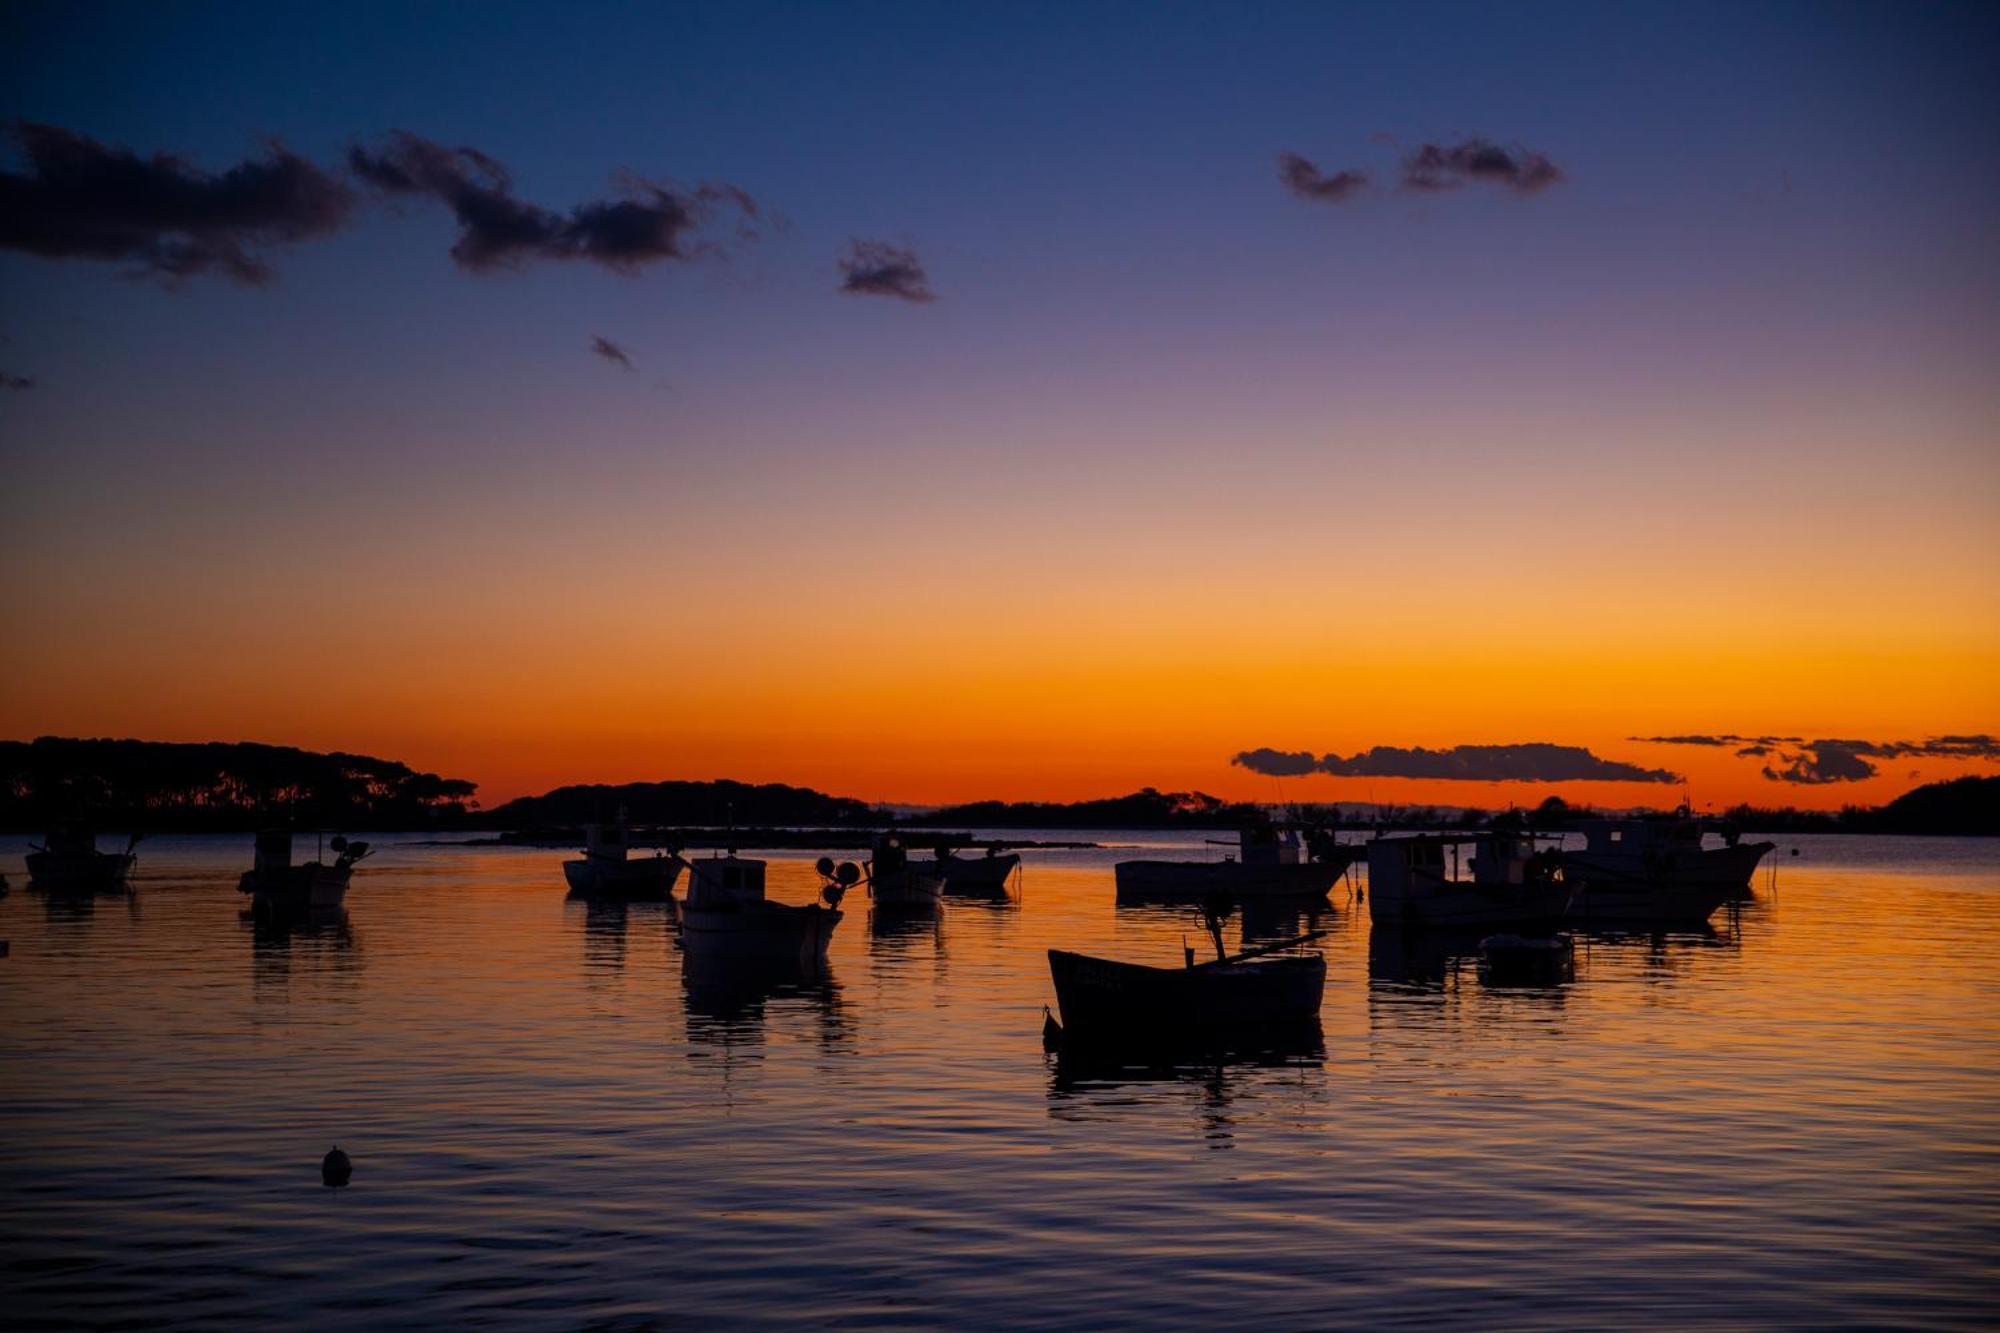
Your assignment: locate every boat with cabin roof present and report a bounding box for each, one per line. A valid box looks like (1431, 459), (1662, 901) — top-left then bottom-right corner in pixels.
(1364, 826), (1571, 929)
(866, 834), (944, 907)
(239, 829), (370, 910)
(679, 852), (845, 962)
(26, 823), (140, 892)
(562, 819), (683, 900)
(1561, 809), (1774, 922)
(1113, 825), (1358, 902)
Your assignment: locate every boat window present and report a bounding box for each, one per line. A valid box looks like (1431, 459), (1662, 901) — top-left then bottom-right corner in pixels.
(1609, 829), (1622, 843)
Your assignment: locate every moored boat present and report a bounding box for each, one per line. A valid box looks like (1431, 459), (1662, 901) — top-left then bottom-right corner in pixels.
(562, 820), (683, 900)
(866, 834), (944, 907)
(1562, 811), (1775, 922)
(1046, 929), (1327, 1037)
(679, 853), (844, 963)
(1114, 825), (1357, 902)
(929, 845), (1021, 892)
(238, 830), (370, 910)
(26, 824), (139, 892)
(1365, 828), (1571, 929)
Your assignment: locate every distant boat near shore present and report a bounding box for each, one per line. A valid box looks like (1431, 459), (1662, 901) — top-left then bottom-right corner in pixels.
(927, 845), (1021, 893)
(563, 819), (683, 900)
(26, 824), (139, 892)
(1563, 811), (1775, 922)
(865, 835), (944, 908)
(1114, 826), (1357, 902)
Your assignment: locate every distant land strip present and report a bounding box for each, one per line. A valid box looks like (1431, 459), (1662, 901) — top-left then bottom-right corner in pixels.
(1, 738), (1993, 836)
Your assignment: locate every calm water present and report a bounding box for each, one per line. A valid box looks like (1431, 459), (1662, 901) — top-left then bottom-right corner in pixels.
(2, 832), (1996, 1328)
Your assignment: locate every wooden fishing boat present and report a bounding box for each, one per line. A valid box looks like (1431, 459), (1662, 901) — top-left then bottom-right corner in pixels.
(562, 820), (682, 900)
(1563, 810), (1774, 922)
(1365, 829), (1571, 929)
(26, 824), (138, 892)
(1046, 932), (1326, 1035)
(239, 830), (370, 910)
(679, 854), (844, 963)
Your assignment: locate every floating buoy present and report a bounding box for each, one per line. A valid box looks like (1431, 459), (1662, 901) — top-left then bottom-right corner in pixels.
(321, 1146), (352, 1187)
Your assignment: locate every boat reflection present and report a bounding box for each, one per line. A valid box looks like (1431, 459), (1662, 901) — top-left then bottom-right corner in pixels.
(680, 952), (848, 1051)
(868, 901), (944, 945)
(1045, 1027), (1324, 1147)
(241, 903), (358, 993)
(570, 897), (675, 975)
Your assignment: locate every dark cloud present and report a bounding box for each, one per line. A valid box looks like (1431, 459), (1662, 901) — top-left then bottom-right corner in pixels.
(1277, 152), (1369, 204)
(837, 240), (935, 303)
(590, 335), (634, 370)
(1402, 137), (1564, 194)
(0, 371), (33, 390)
(0, 121), (356, 285)
(1632, 734), (1801, 747)
(1233, 743), (1681, 784)
(348, 131), (759, 274)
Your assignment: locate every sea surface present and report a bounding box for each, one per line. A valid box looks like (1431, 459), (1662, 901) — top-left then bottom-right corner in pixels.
(1, 831), (1995, 1328)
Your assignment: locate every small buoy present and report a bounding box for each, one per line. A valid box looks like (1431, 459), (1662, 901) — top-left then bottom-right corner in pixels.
(1790, 847), (1800, 856)
(321, 1146), (352, 1187)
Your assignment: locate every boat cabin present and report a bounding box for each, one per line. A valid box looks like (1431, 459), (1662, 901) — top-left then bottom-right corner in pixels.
(1366, 830), (1556, 905)
(686, 855), (767, 908)
(1576, 816), (1739, 859)
(1233, 826), (1303, 867)
(582, 822), (632, 861)
(253, 829), (296, 877)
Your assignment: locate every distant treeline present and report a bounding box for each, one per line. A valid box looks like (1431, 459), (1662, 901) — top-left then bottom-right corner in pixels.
(486, 779), (873, 830)
(1493, 782), (1998, 837)
(0, 737), (478, 831)
(906, 788), (1267, 829)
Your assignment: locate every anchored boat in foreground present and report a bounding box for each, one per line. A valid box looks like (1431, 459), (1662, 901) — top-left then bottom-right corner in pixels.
(679, 852), (845, 963)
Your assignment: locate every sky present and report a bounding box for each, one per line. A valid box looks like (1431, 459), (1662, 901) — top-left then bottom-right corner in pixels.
(2, 0), (1996, 810)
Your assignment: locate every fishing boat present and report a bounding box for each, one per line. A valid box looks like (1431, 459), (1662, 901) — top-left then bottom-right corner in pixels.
(679, 852), (844, 963)
(1479, 931), (1575, 985)
(866, 834), (944, 907)
(238, 830), (370, 910)
(1113, 825), (1357, 902)
(26, 824), (139, 891)
(1364, 827), (1571, 929)
(928, 844), (1021, 892)
(1562, 810), (1775, 922)
(1045, 921), (1327, 1038)
(562, 820), (683, 900)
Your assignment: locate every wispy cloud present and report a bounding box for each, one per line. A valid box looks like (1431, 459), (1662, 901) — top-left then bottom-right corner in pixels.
(0, 371), (34, 390)
(1277, 152), (1369, 203)
(348, 130), (760, 274)
(1637, 733), (2000, 784)
(1402, 137), (1564, 194)
(837, 240), (935, 303)
(589, 335), (634, 370)
(0, 121), (356, 285)
(1233, 743), (1681, 783)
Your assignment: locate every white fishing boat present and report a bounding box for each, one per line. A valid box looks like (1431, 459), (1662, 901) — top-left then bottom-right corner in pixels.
(679, 853), (844, 962)
(562, 820), (682, 900)
(1114, 826), (1357, 902)
(1365, 827), (1571, 929)
(1562, 810), (1775, 922)
(238, 830), (370, 910)
(866, 834), (944, 907)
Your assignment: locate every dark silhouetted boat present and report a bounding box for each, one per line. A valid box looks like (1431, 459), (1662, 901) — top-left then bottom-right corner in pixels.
(1114, 825), (1357, 902)
(679, 853), (844, 962)
(928, 845), (1021, 892)
(26, 824), (139, 892)
(562, 819), (683, 900)
(865, 834), (944, 907)
(1046, 927), (1327, 1038)
(239, 830), (370, 910)
(1563, 810), (1775, 922)
(1479, 931), (1575, 985)
(1365, 827), (1571, 929)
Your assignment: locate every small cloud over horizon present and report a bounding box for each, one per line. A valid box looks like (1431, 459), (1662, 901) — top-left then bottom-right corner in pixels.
(837, 240), (936, 303)
(1277, 152), (1369, 203)
(589, 335), (634, 370)
(1634, 733), (2000, 784)
(1233, 742), (1680, 784)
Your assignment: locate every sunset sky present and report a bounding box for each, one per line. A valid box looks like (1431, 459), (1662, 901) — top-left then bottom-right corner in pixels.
(3, 1), (1995, 809)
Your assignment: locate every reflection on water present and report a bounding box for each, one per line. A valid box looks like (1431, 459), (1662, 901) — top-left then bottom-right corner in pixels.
(0, 832), (1995, 1328)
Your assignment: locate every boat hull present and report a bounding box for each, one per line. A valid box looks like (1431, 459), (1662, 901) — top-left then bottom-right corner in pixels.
(239, 864), (351, 909)
(936, 852), (1020, 890)
(563, 854), (683, 901)
(1113, 854), (1353, 902)
(680, 902), (842, 963)
(26, 850), (136, 893)
(870, 870), (945, 907)
(1047, 948), (1325, 1034)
